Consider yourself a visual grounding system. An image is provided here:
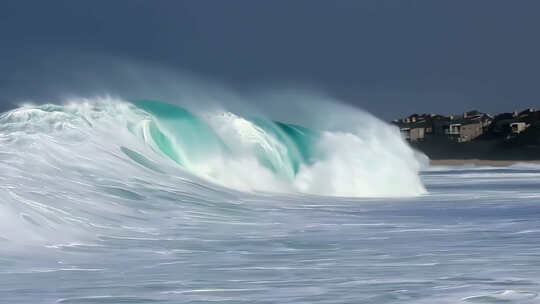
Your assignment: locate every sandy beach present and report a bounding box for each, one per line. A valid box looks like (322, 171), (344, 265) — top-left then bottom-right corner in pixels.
(430, 159), (540, 166)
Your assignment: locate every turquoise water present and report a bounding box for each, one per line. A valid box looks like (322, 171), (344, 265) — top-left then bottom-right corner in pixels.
(133, 100), (227, 167)
(130, 100), (320, 181)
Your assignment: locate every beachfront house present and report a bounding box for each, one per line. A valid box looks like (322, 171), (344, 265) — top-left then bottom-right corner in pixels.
(394, 110), (494, 143)
(445, 120), (484, 142)
(400, 126), (425, 142)
(444, 111), (492, 142)
(510, 122), (529, 134)
(393, 114), (428, 142)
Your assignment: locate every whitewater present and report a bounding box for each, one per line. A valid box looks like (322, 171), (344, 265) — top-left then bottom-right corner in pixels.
(2, 97), (540, 303)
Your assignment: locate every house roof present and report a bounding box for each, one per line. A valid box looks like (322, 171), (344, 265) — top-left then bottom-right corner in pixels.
(393, 120), (430, 129)
(447, 116), (488, 126)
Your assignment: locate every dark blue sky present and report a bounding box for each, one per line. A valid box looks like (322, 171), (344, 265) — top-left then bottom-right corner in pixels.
(1, 0), (539, 119)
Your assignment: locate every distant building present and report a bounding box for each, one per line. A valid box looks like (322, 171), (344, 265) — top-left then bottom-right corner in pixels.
(393, 107), (539, 145)
(446, 123), (461, 136)
(488, 113), (518, 136)
(445, 121), (483, 142)
(489, 108), (538, 138)
(517, 108), (540, 124)
(400, 126), (425, 142)
(429, 114), (450, 135)
(443, 111), (492, 142)
(510, 122), (529, 134)
(393, 114), (428, 142)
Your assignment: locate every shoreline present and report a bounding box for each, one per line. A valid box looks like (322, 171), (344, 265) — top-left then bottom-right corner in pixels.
(430, 159), (540, 166)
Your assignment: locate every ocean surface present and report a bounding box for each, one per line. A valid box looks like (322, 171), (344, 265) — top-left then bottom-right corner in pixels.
(1, 99), (540, 303)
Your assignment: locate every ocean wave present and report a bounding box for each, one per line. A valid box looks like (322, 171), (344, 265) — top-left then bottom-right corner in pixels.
(0, 96), (426, 246)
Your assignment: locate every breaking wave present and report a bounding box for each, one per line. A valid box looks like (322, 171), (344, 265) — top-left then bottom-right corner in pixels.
(0, 96), (427, 246)
(0, 97), (426, 197)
